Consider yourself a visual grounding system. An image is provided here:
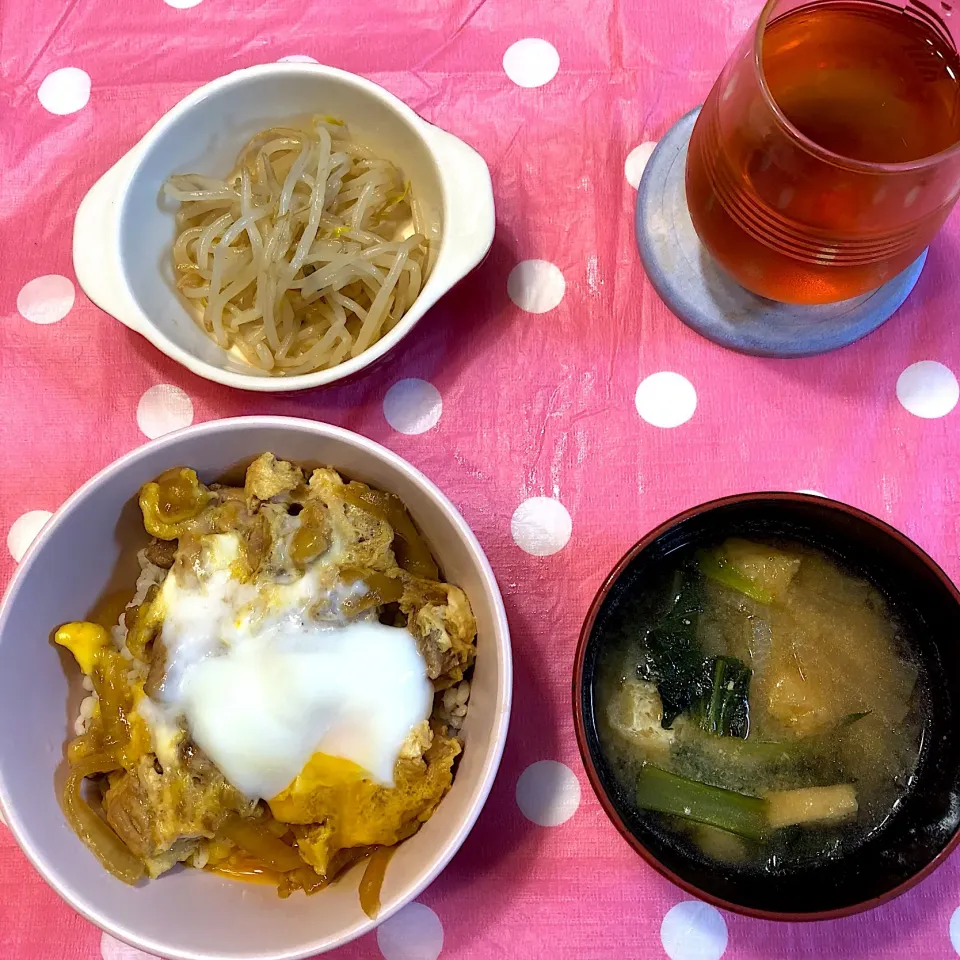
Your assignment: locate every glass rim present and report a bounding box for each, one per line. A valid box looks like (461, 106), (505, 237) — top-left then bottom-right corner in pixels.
(751, 0), (960, 173)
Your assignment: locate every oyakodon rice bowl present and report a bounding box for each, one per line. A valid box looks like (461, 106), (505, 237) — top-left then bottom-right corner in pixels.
(0, 418), (511, 960)
(56, 453), (477, 909)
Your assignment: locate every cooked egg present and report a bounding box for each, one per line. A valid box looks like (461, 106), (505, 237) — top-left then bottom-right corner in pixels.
(55, 622), (110, 676)
(141, 532), (432, 800)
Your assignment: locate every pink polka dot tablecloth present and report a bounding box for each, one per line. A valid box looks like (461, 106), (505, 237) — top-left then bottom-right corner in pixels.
(2, 0), (960, 958)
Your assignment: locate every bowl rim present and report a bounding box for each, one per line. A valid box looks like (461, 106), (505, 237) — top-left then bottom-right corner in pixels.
(572, 490), (960, 922)
(74, 62), (495, 394)
(0, 415), (513, 959)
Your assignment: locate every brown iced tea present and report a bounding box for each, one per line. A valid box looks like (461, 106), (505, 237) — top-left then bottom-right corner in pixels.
(686, 0), (960, 304)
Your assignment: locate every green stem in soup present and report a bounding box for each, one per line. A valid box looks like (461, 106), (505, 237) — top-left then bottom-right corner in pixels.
(685, 728), (808, 769)
(700, 656), (751, 739)
(635, 764), (767, 840)
(696, 549), (774, 604)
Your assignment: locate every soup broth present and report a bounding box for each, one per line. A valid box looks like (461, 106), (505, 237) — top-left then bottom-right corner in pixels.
(594, 538), (928, 873)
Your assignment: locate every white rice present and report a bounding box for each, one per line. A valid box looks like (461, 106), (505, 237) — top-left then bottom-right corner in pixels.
(436, 679), (471, 732)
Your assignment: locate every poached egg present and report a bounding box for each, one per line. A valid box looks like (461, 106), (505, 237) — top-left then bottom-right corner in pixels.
(140, 532), (432, 800)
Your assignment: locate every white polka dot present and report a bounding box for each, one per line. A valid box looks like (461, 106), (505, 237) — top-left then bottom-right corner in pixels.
(38, 67), (90, 116)
(100, 933), (156, 960)
(136, 384), (195, 439)
(507, 260), (565, 313)
(376, 902), (443, 960)
(164, 0), (203, 7)
(278, 54), (318, 63)
(502, 38), (560, 88)
(904, 186), (921, 208)
(949, 905), (960, 954)
(796, 489), (826, 497)
(896, 361), (959, 419)
(625, 142), (657, 189)
(515, 760), (581, 826)
(511, 498), (572, 557)
(661, 901), (728, 960)
(7, 510), (53, 562)
(16, 275), (75, 324)
(635, 372), (698, 428)
(383, 379), (442, 435)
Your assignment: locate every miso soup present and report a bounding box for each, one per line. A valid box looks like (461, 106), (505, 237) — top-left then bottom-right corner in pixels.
(594, 538), (929, 872)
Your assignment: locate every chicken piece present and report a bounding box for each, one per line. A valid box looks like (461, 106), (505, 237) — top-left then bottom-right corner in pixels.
(400, 578), (477, 684)
(245, 453), (304, 504)
(104, 747), (255, 878)
(207, 507), (279, 582)
(143, 538), (177, 570)
(104, 770), (198, 876)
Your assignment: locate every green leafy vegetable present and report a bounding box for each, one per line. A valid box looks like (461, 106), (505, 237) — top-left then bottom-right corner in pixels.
(639, 567), (752, 735)
(700, 656), (751, 738)
(635, 764), (767, 840)
(640, 567), (709, 727)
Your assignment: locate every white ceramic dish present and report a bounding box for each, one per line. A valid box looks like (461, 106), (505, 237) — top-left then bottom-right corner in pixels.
(0, 417), (512, 960)
(72, 65), (496, 392)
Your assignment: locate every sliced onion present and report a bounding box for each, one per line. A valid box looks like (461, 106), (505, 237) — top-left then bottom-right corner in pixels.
(61, 754), (145, 885)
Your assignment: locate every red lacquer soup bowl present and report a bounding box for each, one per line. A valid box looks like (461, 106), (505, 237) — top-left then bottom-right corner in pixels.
(573, 493), (960, 920)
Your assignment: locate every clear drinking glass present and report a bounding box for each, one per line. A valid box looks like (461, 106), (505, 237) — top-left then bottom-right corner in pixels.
(685, 0), (960, 304)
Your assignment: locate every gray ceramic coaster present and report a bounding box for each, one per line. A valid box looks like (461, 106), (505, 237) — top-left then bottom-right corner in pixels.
(635, 107), (927, 358)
